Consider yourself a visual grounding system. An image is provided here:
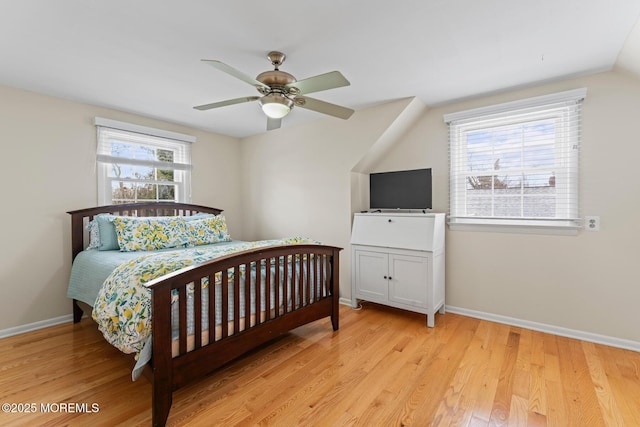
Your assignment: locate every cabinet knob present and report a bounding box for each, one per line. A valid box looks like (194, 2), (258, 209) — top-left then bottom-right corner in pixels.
(383, 275), (387, 279)
(389, 276), (392, 280)
(388, 219), (392, 223)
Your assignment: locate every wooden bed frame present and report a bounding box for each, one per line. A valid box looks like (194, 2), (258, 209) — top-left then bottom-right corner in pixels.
(68, 202), (341, 426)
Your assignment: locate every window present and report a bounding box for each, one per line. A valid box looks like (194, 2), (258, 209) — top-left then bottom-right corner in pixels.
(445, 88), (586, 234)
(95, 118), (193, 205)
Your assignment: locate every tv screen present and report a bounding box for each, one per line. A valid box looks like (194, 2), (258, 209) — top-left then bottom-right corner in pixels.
(370, 168), (432, 210)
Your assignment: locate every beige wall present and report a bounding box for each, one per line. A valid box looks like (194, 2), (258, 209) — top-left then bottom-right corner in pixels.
(0, 85), (243, 330)
(240, 70), (640, 345)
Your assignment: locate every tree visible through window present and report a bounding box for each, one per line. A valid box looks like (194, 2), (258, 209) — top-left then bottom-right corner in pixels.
(95, 118), (192, 205)
(108, 142), (176, 203)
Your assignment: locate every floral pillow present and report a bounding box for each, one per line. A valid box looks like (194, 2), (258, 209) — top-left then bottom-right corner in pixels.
(84, 214), (122, 251)
(187, 215), (232, 246)
(85, 219), (100, 250)
(112, 216), (191, 252)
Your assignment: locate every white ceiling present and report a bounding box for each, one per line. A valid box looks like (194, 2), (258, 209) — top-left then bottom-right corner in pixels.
(2, 1), (640, 138)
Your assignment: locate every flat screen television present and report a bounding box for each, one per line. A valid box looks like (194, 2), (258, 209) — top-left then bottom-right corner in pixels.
(369, 168), (432, 210)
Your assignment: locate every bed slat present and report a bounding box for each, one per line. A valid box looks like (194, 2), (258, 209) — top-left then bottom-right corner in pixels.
(244, 262), (251, 330)
(194, 279), (202, 350)
(178, 286), (187, 356)
(221, 271), (228, 340)
(265, 257), (272, 322)
(233, 267), (240, 335)
(274, 256), (280, 319)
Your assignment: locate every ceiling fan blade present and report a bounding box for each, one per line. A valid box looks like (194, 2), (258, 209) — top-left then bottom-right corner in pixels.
(285, 71), (350, 95)
(266, 117), (282, 131)
(193, 96), (260, 111)
(202, 60), (270, 90)
(295, 96), (354, 119)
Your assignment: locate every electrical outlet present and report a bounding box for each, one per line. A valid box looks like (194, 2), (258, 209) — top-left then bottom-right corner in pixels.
(585, 216), (600, 231)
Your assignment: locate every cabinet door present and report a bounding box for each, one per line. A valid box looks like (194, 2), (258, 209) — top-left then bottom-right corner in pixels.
(388, 253), (428, 308)
(353, 250), (389, 301)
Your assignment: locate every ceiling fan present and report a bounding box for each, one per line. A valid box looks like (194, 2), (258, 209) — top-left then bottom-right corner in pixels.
(194, 51), (354, 131)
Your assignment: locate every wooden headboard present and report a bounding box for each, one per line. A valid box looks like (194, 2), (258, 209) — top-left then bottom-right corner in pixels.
(67, 202), (223, 261)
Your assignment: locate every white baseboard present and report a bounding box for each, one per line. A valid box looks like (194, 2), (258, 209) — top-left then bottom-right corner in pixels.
(339, 297), (353, 306)
(445, 305), (640, 352)
(0, 314), (73, 339)
(345, 299), (640, 353)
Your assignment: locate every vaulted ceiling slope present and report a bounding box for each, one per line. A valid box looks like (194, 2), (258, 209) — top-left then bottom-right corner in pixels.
(1, 1), (639, 138)
(617, 16), (640, 77)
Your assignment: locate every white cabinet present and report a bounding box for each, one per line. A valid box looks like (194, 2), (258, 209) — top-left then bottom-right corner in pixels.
(350, 212), (445, 327)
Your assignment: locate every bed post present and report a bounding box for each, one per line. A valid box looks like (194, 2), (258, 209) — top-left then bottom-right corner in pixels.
(151, 285), (174, 427)
(69, 211), (86, 323)
(331, 248), (340, 331)
(72, 300), (84, 323)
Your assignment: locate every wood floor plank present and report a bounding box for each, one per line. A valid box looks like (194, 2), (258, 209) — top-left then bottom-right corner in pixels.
(528, 363), (547, 417)
(582, 341), (626, 427)
(603, 373), (640, 427)
(469, 322), (511, 423)
(526, 409), (547, 427)
(1, 303), (639, 426)
(446, 321), (495, 426)
(568, 337), (607, 426)
(596, 343), (640, 426)
(430, 319), (490, 426)
(508, 394), (529, 426)
(545, 378), (569, 427)
(488, 330), (520, 426)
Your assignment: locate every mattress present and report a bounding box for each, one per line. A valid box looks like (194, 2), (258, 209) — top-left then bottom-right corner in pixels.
(66, 241), (242, 307)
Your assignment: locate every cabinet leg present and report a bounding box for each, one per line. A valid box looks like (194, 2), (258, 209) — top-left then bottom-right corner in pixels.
(439, 305), (446, 314)
(426, 313), (435, 328)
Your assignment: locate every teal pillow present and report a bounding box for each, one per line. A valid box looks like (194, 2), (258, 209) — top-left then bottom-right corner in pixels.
(96, 214), (119, 251)
(183, 213), (215, 221)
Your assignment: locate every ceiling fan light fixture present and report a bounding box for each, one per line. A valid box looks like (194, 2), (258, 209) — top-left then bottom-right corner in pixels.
(260, 94), (293, 119)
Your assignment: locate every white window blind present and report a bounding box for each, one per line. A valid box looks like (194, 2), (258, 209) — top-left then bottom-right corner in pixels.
(445, 88), (586, 233)
(95, 118), (193, 205)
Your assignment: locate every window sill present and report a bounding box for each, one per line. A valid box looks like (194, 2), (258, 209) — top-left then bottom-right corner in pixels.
(447, 218), (581, 236)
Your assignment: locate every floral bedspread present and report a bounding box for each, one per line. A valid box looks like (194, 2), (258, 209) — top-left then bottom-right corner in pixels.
(92, 237), (316, 360)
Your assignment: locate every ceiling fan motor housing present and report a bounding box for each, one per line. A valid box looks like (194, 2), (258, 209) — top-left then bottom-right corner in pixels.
(256, 70), (297, 95)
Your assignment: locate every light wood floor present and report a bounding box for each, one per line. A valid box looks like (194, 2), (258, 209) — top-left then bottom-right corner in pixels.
(1, 303), (639, 426)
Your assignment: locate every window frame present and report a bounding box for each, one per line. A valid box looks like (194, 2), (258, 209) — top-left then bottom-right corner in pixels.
(444, 88), (586, 235)
(95, 117), (193, 205)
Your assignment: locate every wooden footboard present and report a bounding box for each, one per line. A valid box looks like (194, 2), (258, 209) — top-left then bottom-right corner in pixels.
(68, 203), (341, 426)
(145, 244), (340, 426)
